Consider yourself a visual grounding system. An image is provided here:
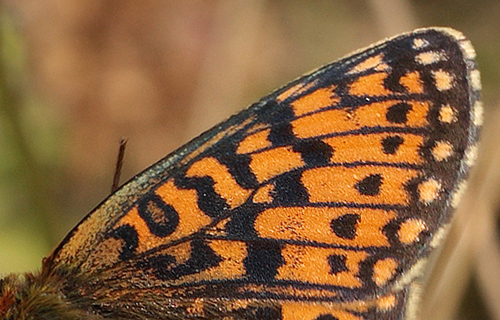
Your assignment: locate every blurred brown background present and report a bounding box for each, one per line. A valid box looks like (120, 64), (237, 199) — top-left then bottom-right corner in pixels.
(0, 1), (499, 319)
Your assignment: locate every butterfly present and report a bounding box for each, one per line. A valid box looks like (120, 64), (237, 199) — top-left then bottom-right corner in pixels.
(0, 27), (481, 320)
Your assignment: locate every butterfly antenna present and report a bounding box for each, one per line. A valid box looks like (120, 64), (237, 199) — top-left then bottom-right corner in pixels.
(111, 137), (128, 193)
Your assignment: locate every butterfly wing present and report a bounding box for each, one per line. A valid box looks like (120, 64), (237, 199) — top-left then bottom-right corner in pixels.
(45, 27), (481, 320)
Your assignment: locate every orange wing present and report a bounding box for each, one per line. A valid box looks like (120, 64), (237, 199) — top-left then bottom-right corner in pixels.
(45, 27), (481, 320)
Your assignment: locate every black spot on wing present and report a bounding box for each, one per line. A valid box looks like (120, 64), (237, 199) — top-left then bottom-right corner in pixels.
(355, 174), (382, 196)
(137, 194), (179, 238)
(315, 315), (339, 320)
(225, 204), (261, 239)
(111, 225), (139, 260)
(327, 254), (349, 275)
(233, 306), (282, 320)
(330, 214), (360, 240)
(273, 171), (309, 205)
(386, 102), (412, 124)
(244, 241), (284, 282)
(176, 176), (229, 219)
(268, 123), (294, 146)
(211, 138), (258, 188)
(140, 240), (222, 281)
(294, 140), (333, 166)
(136, 254), (177, 279)
(382, 135), (404, 154)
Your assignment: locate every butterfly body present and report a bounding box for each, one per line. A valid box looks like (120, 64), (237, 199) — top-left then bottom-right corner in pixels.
(0, 27), (481, 320)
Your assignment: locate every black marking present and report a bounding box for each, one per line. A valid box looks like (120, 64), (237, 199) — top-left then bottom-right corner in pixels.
(261, 103), (296, 146)
(137, 193), (179, 238)
(244, 241), (284, 282)
(355, 174), (382, 196)
(225, 204), (261, 239)
(382, 218), (403, 246)
(177, 175), (230, 218)
(268, 123), (294, 145)
(136, 254), (177, 279)
(245, 126), (428, 151)
(111, 225), (139, 260)
(382, 135), (404, 154)
(330, 214), (360, 240)
(316, 315), (339, 320)
(384, 66), (420, 95)
(386, 102), (412, 124)
(328, 254), (349, 275)
(215, 138), (259, 188)
(142, 240), (222, 280)
(235, 306), (282, 320)
(254, 99), (281, 124)
(273, 171), (309, 205)
(294, 139), (333, 166)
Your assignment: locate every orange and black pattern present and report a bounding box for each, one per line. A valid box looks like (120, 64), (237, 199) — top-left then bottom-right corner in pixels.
(0, 28), (481, 320)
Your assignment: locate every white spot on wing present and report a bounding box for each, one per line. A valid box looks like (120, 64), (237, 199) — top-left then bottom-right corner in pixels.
(432, 70), (454, 91)
(465, 144), (479, 167)
(451, 180), (468, 208)
(473, 101), (484, 126)
(471, 69), (482, 91)
(415, 51), (446, 65)
(430, 224), (451, 249)
(412, 38), (429, 49)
